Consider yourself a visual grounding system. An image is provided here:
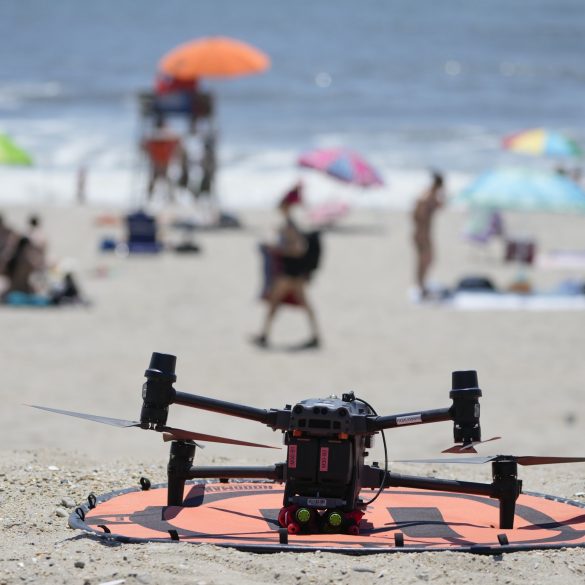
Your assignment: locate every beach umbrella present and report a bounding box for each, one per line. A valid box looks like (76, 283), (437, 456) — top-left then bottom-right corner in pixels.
(503, 129), (582, 158)
(158, 36), (270, 81)
(298, 148), (384, 188)
(456, 167), (585, 213)
(0, 134), (33, 166)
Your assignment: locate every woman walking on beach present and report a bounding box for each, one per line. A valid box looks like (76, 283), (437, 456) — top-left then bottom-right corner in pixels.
(412, 171), (445, 298)
(253, 183), (321, 350)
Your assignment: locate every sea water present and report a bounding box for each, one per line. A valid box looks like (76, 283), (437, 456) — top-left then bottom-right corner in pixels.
(0, 0), (583, 208)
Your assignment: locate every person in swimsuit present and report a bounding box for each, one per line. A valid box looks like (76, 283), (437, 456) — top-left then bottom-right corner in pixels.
(252, 183), (321, 350)
(412, 172), (445, 298)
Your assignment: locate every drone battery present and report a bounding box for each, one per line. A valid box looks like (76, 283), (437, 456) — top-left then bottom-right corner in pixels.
(318, 439), (352, 486)
(287, 438), (319, 482)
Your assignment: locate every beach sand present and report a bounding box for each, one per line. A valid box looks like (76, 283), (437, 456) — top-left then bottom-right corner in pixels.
(1, 203), (585, 584)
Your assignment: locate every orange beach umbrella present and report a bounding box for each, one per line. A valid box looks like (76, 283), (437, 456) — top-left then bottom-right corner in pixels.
(159, 36), (270, 81)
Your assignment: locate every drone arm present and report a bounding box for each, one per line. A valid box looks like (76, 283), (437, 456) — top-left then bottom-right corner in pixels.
(174, 390), (277, 427)
(184, 464), (284, 481)
(369, 371), (483, 445)
(166, 439), (285, 506)
(370, 407), (451, 431)
(383, 471), (493, 498)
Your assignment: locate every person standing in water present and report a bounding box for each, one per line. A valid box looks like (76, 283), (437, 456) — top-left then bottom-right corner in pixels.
(412, 171), (445, 298)
(253, 182), (321, 350)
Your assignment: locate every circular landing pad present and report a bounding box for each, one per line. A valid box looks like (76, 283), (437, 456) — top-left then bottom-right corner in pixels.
(70, 481), (585, 554)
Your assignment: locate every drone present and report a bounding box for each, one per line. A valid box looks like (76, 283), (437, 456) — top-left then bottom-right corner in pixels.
(31, 351), (585, 536)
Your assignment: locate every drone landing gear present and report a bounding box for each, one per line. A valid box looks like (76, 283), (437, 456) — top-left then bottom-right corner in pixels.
(363, 458), (522, 530)
(492, 458), (522, 529)
(167, 440), (197, 506)
(278, 504), (363, 535)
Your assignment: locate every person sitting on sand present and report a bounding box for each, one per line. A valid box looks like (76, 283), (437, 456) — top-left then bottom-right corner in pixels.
(0, 214), (19, 277)
(27, 214), (48, 259)
(252, 182), (321, 350)
(2, 234), (46, 298)
(412, 171), (445, 298)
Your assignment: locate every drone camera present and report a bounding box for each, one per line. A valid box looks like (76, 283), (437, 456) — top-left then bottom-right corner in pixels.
(450, 370), (482, 443)
(140, 352), (177, 428)
(289, 398), (354, 435)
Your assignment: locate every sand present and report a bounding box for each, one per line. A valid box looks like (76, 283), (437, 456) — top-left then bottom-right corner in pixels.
(1, 203), (585, 584)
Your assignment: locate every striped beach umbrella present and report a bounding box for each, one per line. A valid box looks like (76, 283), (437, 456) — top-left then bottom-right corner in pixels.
(503, 129), (582, 158)
(298, 148), (384, 187)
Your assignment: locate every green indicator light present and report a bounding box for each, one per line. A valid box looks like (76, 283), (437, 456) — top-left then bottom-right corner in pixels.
(296, 508), (311, 523)
(328, 512), (343, 527)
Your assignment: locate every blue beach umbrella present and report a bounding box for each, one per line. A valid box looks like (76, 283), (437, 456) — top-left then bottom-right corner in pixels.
(455, 168), (585, 213)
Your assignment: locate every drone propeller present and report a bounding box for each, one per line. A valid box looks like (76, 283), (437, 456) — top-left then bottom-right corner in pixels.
(161, 430), (277, 448)
(396, 455), (585, 466)
(27, 405), (279, 449)
(28, 404), (141, 428)
(441, 436), (502, 454)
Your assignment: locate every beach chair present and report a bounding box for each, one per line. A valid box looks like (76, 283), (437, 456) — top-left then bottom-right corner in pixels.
(463, 208), (505, 244)
(125, 211), (163, 254)
(504, 238), (536, 265)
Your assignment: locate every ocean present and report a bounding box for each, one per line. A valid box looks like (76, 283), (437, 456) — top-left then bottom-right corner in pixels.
(0, 0), (584, 208)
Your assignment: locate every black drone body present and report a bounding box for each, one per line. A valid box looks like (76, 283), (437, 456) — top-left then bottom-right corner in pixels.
(139, 352), (489, 534)
(31, 351), (585, 536)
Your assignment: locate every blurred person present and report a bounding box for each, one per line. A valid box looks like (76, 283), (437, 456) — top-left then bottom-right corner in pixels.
(2, 234), (46, 297)
(0, 214), (19, 276)
(412, 171), (445, 298)
(197, 128), (217, 198)
(27, 214), (48, 259)
(154, 72), (197, 96)
(252, 182), (321, 350)
(142, 115), (183, 201)
(49, 269), (86, 306)
(153, 73), (208, 133)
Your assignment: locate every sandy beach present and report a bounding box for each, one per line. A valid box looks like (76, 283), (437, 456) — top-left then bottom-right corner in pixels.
(1, 203), (585, 583)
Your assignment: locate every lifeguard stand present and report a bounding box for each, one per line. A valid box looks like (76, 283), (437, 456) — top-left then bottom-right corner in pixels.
(135, 83), (238, 231)
(137, 88), (217, 203)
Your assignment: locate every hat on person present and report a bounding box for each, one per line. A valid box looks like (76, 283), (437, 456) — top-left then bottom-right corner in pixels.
(280, 182), (303, 207)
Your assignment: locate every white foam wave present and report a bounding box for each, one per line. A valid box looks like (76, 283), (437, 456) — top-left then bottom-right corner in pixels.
(0, 160), (474, 211)
(0, 81), (64, 108)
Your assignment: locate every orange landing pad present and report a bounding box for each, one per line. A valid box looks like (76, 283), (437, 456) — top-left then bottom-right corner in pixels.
(69, 481), (585, 554)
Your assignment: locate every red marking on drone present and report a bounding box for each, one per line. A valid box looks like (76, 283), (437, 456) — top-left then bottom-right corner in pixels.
(320, 447), (329, 471)
(288, 445), (297, 469)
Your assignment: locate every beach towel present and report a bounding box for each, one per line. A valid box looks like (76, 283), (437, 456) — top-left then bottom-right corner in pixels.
(2, 291), (51, 307)
(450, 292), (585, 311)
